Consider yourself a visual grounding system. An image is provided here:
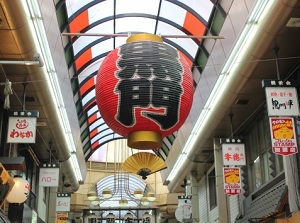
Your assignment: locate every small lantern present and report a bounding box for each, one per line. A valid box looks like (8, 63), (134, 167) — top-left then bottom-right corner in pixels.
(119, 198), (128, 207)
(147, 192), (156, 201)
(106, 212), (116, 223)
(91, 197), (100, 206)
(6, 176), (30, 203)
(134, 188), (143, 199)
(141, 197), (149, 206)
(96, 33), (194, 149)
(102, 188), (113, 199)
(142, 212), (152, 223)
(87, 190), (97, 201)
(124, 212), (134, 223)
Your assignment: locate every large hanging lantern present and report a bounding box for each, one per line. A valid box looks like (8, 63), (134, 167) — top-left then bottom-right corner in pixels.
(96, 33), (194, 149)
(6, 176), (30, 203)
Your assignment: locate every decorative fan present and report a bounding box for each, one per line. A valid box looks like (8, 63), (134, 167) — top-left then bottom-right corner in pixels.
(122, 152), (167, 179)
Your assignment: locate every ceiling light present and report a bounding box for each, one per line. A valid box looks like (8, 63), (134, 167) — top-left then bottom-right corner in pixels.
(141, 197), (149, 206)
(119, 198), (128, 207)
(91, 197), (100, 205)
(147, 192), (156, 202)
(134, 189), (143, 199)
(87, 191), (97, 201)
(102, 188), (113, 199)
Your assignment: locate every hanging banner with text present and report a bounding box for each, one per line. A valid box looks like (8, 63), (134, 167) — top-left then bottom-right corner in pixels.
(223, 167), (241, 195)
(269, 117), (298, 156)
(221, 138), (245, 166)
(39, 164), (60, 187)
(7, 111), (39, 143)
(56, 193), (71, 212)
(262, 80), (300, 116)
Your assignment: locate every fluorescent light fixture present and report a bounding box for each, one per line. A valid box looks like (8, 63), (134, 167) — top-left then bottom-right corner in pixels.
(166, 0), (274, 182)
(22, 0), (83, 181)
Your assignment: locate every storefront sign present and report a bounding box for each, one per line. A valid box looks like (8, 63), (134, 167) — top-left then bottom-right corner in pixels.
(221, 138), (245, 166)
(269, 117), (298, 156)
(223, 167), (241, 195)
(7, 111), (39, 143)
(39, 164), (60, 187)
(56, 193), (71, 212)
(262, 80), (300, 116)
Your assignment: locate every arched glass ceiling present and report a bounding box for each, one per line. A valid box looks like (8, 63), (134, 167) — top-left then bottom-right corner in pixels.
(58, 0), (221, 160)
(96, 173), (147, 208)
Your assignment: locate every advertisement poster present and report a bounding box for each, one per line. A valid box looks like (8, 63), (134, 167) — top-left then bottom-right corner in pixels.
(223, 167), (241, 195)
(269, 117), (298, 156)
(56, 212), (68, 223)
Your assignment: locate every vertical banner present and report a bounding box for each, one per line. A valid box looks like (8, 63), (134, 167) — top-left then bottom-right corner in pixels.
(262, 80), (300, 116)
(269, 117), (298, 156)
(178, 196), (192, 219)
(223, 167), (241, 195)
(7, 111), (39, 143)
(221, 138), (246, 166)
(56, 193), (71, 212)
(39, 164), (60, 187)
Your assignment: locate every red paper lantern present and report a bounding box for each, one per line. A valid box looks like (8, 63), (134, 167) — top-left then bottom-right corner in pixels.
(96, 34), (193, 149)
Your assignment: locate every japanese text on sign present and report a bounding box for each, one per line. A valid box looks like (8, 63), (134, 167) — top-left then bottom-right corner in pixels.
(223, 167), (241, 195)
(115, 41), (183, 130)
(222, 143), (245, 166)
(7, 117), (37, 143)
(265, 86), (300, 116)
(269, 117), (298, 156)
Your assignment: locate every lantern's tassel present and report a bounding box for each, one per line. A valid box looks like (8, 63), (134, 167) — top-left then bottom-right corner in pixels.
(3, 79), (13, 110)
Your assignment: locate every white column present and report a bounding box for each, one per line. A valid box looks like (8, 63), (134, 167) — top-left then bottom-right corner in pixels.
(214, 138), (229, 223)
(283, 155), (300, 213)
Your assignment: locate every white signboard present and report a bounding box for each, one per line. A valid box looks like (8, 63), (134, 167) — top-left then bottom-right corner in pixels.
(7, 116), (37, 143)
(222, 143), (245, 166)
(56, 194), (71, 212)
(39, 164), (60, 187)
(265, 86), (300, 116)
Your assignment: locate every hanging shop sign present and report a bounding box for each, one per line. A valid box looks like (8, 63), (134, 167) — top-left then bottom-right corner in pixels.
(56, 193), (71, 212)
(269, 117), (298, 156)
(262, 80), (300, 116)
(56, 212), (68, 223)
(221, 138), (245, 166)
(223, 167), (241, 195)
(7, 111), (39, 143)
(39, 163), (60, 187)
(178, 195), (192, 220)
(96, 33), (194, 149)
(0, 163), (15, 208)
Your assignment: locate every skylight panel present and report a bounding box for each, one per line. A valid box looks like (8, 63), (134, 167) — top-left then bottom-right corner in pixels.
(116, 0), (160, 15)
(115, 17), (157, 34)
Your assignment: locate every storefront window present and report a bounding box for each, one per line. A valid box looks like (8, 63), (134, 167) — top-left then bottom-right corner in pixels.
(245, 111), (283, 192)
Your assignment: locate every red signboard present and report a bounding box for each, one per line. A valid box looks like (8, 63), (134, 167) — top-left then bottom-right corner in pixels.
(223, 167), (241, 195)
(269, 117), (298, 156)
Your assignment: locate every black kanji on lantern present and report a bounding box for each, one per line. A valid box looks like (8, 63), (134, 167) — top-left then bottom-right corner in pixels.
(115, 41), (183, 129)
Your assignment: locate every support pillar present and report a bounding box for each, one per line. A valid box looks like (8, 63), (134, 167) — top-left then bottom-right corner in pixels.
(213, 138), (229, 223)
(46, 187), (58, 222)
(283, 155), (300, 213)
